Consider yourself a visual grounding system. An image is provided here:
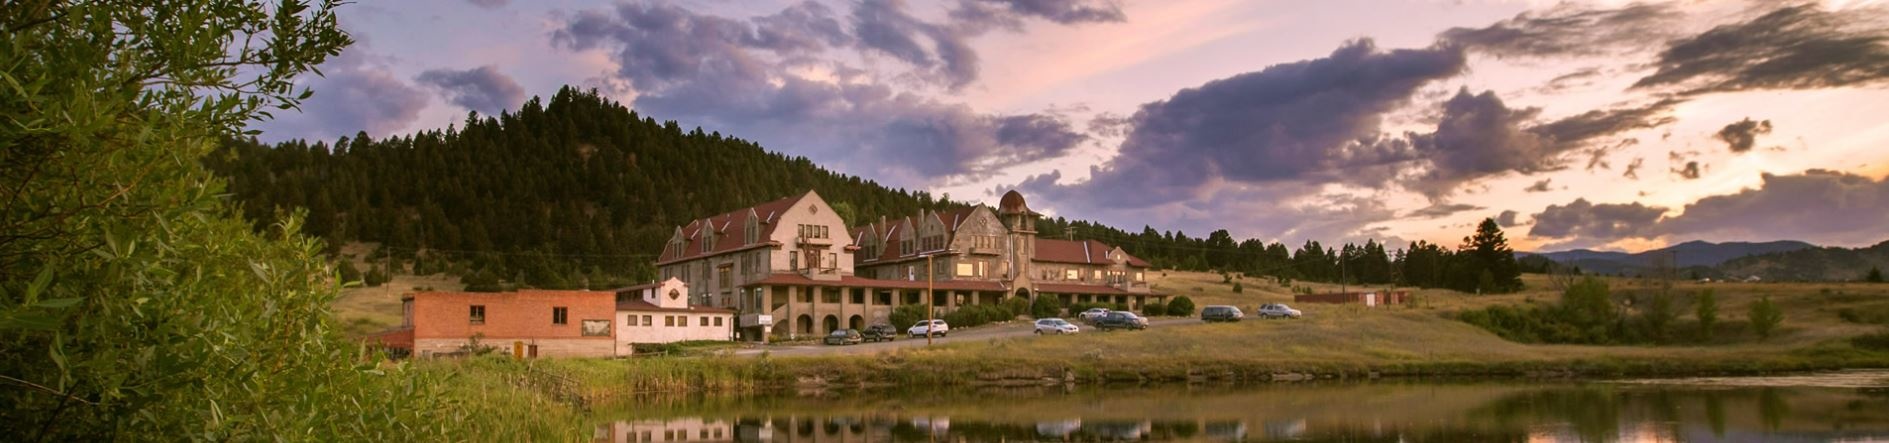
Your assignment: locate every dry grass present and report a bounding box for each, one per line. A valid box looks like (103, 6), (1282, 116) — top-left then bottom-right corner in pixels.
(329, 242), (465, 336)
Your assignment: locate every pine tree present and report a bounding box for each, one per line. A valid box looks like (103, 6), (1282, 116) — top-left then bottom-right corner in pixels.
(1867, 266), (1884, 283)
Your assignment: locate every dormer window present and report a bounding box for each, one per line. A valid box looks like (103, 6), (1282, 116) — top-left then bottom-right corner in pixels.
(700, 231), (713, 253)
(745, 218), (759, 244)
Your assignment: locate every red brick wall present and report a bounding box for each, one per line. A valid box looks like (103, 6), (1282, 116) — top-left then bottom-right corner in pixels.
(411, 290), (616, 341)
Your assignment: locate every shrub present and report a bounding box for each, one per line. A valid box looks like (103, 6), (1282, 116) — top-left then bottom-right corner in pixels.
(338, 259), (364, 284)
(1641, 293), (1677, 342)
(1696, 289), (1719, 339)
(1167, 296), (1196, 316)
(1749, 295), (1784, 340)
(1030, 296), (1064, 319)
(890, 304), (930, 329)
(1143, 301), (1167, 317)
(365, 264), (391, 287)
(1853, 330), (1889, 351)
(1233, 282), (1244, 293)
(1001, 297), (1031, 319)
(944, 304), (1010, 328)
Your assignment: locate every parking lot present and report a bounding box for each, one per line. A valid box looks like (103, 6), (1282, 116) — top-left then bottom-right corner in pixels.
(732, 317), (1202, 357)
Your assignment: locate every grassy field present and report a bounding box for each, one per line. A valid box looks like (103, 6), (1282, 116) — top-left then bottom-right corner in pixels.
(369, 270), (1889, 392)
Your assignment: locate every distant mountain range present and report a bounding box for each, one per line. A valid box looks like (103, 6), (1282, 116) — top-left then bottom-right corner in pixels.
(1518, 240), (1889, 281)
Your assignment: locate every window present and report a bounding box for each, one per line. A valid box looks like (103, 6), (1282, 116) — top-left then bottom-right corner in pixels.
(469, 305), (486, 325)
(956, 263), (974, 276)
(642, 314), (652, 325)
(700, 316), (709, 326)
(1065, 269), (1079, 280)
(745, 219), (759, 244)
(552, 307), (568, 325)
(626, 315), (639, 326)
(790, 254), (799, 271)
(714, 317), (723, 327)
(797, 224), (829, 239)
(581, 320), (610, 336)
(827, 253), (837, 269)
(717, 264), (732, 288)
(664, 316), (675, 327)
(701, 231), (713, 253)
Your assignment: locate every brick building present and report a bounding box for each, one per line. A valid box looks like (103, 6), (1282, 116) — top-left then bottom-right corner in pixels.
(384, 289), (618, 358)
(658, 189), (1165, 341)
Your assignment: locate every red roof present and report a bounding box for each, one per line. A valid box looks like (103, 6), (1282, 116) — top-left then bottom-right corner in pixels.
(1034, 283), (1162, 296)
(741, 273), (1007, 292)
(657, 193), (804, 265)
(1033, 239), (1151, 267)
(615, 299), (736, 314)
(854, 206), (986, 264)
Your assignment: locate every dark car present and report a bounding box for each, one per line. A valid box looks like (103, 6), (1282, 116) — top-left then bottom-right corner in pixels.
(1201, 305), (1244, 322)
(824, 329), (863, 346)
(1095, 312), (1149, 331)
(862, 324), (898, 342)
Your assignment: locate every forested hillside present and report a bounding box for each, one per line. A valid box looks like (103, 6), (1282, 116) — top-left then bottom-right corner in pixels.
(1717, 240), (1889, 281)
(209, 87), (1524, 293)
(208, 87), (960, 288)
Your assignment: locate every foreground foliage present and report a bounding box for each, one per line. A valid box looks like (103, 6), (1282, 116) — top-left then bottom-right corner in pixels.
(0, 1), (528, 440)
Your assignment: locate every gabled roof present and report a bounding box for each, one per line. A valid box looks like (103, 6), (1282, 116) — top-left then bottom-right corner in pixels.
(853, 206), (988, 264)
(657, 192), (806, 265)
(616, 299), (735, 314)
(1034, 239), (1151, 267)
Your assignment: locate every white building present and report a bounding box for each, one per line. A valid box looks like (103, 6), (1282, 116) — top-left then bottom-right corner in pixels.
(614, 278), (735, 352)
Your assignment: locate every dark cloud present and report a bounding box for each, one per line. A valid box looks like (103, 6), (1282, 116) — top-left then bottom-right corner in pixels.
(1525, 178), (1553, 192)
(964, 0), (1125, 25)
(1715, 117), (1773, 153)
(1497, 210), (1522, 227)
(1531, 99), (1678, 146)
(551, 1), (1094, 183)
(1409, 202), (1485, 219)
(253, 49), (428, 141)
(1534, 66), (1602, 94)
(851, 0), (979, 88)
(1086, 112), (1131, 138)
(1440, 3), (1680, 58)
(1404, 89), (1553, 195)
(1673, 161), (1702, 180)
(1635, 4), (1889, 94)
(1047, 39), (1465, 207)
(1528, 198), (1667, 245)
(1655, 170), (1889, 246)
(994, 114), (1086, 161)
(1530, 170), (1889, 248)
(466, 0), (506, 9)
(1394, 91), (1674, 197)
(415, 66), (526, 116)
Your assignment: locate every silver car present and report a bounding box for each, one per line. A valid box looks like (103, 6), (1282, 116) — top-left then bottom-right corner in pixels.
(1034, 318), (1081, 335)
(1256, 303), (1302, 319)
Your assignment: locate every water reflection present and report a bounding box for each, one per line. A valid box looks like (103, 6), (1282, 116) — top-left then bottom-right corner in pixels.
(592, 375), (1889, 442)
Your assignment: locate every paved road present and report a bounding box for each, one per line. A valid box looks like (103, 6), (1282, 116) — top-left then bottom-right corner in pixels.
(732, 317), (1200, 357)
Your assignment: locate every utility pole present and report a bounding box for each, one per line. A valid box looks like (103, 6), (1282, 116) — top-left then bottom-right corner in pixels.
(926, 254), (934, 346)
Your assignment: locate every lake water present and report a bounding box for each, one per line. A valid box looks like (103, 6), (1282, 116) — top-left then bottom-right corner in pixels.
(590, 370), (1889, 442)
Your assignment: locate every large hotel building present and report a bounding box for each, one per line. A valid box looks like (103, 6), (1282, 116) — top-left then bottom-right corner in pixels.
(656, 190), (1163, 341)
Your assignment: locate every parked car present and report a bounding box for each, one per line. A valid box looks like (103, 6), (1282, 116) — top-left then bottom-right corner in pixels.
(908, 319), (950, 338)
(862, 324), (898, 342)
(1078, 307), (1112, 323)
(1034, 318), (1081, 335)
(1095, 311), (1149, 331)
(1201, 305), (1244, 322)
(824, 329), (863, 345)
(1256, 303), (1302, 319)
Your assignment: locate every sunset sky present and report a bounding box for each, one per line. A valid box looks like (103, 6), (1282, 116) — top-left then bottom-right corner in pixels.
(256, 0), (1889, 252)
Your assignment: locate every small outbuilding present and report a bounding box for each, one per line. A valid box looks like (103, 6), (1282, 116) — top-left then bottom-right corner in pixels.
(613, 278), (736, 352)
